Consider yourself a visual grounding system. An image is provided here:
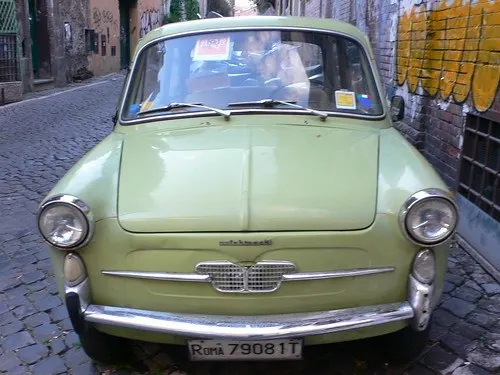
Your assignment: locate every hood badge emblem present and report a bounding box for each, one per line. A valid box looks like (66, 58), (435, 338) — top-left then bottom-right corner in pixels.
(219, 239), (272, 246)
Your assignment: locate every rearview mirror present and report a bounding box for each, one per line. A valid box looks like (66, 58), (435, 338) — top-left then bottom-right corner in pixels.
(390, 96), (405, 122)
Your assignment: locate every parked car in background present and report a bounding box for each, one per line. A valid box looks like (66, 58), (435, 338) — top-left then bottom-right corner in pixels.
(37, 16), (458, 364)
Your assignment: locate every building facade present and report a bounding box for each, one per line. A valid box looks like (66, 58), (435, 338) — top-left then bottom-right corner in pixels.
(277, 0), (500, 277)
(7, 0), (205, 98)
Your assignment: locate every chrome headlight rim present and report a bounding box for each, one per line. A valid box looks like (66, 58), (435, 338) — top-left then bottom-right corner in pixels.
(37, 194), (94, 250)
(399, 188), (458, 246)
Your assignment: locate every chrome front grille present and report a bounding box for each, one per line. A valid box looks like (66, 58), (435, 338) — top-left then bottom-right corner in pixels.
(195, 261), (296, 293)
(247, 262), (296, 292)
(196, 262), (245, 292)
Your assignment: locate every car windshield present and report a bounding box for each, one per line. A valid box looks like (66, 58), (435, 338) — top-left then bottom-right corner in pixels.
(121, 29), (384, 120)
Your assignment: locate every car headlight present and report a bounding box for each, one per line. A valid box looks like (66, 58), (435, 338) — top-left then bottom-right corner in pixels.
(38, 195), (94, 249)
(400, 189), (458, 246)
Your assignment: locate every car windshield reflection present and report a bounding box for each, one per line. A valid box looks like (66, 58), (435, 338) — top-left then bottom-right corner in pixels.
(121, 29), (384, 121)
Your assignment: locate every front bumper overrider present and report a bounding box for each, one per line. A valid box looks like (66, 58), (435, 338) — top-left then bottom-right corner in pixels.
(65, 275), (433, 340)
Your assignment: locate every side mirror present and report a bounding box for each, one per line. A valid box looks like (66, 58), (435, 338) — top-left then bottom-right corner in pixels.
(390, 95), (405, 122)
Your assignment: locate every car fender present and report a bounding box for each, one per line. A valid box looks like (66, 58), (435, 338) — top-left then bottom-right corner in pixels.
(41, 132), (124, 222)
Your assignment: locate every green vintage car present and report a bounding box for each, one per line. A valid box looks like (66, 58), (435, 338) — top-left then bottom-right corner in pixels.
(37, 16), (458, 363)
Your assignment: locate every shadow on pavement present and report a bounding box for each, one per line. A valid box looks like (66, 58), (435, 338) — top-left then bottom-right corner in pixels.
(100, 335), (419, 375)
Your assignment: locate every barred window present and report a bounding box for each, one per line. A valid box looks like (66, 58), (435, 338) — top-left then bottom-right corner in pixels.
(0, 35), (18, 82)
(459, 114), (500, 222)
(0, 0), (19, 82)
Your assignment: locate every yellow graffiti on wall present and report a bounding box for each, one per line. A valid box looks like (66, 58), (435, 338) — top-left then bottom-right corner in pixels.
(396, 0), (500, 112)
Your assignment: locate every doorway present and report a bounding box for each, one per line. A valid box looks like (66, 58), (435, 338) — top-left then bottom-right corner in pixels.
(119, 0), (135, 70)
(28, 0), (51, 79)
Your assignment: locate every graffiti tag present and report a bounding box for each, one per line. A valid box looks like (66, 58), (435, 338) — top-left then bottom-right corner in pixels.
(102, 9), (114, 23)
(92, 8), (115, 26)
(396, 0), (500, 112)
(140, 8), (161, 37)
(92, 7), (101, 24)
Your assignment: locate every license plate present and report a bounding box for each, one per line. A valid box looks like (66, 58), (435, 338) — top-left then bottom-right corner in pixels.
(187, 338), (303, 361)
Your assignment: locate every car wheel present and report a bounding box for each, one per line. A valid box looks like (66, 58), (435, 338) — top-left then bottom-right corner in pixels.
(78, 324), (131, 365)
(380, 323), (431, 362)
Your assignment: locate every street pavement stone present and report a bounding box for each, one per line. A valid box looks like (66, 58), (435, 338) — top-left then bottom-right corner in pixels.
(468, 309), (499, 328)
(478, 295), (500, 314)
(452, 364), (492, 375)
(31, 355), (67, 375)
(441, 298), (476, 318)
(1, 75), (499, 375)
(3, 331), (36, 350)
(32, 323), (61, 342)
(0, 319), (24, 336)
(18, 343), (49, 364)
(24, 311), (51, 328)
(482, 283), (500, 295)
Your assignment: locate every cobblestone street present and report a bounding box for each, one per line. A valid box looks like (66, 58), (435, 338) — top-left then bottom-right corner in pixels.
(0, 75), (499, 375)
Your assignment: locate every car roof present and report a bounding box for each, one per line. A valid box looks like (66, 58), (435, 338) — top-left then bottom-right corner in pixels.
(135, 16), (370, 53)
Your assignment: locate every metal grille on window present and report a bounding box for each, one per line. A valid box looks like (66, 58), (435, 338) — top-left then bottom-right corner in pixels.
(0, 0), (19, 82)
(459, 114), (500, 222)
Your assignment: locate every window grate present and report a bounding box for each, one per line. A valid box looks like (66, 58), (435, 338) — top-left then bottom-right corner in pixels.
(0, 0), (19, 82)
(0, 0), (18, 33)
(0, 34), (18, 82)
(458, 114), (500, 222)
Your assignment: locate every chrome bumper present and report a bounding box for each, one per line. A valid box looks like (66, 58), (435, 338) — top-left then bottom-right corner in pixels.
(65, 275), (433, 340)
(83, 302), (414, 339)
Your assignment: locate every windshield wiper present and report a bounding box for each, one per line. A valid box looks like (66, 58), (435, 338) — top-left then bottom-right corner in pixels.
(137, 102), (231, 120)
(228, 99), (328, 121)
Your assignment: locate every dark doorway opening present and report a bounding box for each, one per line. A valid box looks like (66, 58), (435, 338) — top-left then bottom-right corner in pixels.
(28, 0), (51, 79)
(119, 0), (136, 70)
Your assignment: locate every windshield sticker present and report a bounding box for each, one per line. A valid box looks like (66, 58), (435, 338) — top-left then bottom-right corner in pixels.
(357, 94), (373, 110)
(335, 91), (356, 110)
(193, 37), (231, 61)
(139, 101), (154, 112)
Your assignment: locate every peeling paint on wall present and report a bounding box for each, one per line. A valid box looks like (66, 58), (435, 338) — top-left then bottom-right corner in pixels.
(396, 0), (500, 112)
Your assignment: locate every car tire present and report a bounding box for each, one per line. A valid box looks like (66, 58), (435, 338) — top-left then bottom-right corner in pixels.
(381, 323), (430, 362)
(78, 324), (131, 365)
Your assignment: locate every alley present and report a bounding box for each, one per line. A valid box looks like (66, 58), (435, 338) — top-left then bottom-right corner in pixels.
(0, 76), (499, 375)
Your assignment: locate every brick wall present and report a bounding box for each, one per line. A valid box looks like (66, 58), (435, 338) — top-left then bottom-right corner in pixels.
(394, 0), (500, 188)
(286, 0), (500, 191)
(304, 0), (321, 17)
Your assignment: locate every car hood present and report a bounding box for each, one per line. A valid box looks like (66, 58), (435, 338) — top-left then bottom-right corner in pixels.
(117, 125), (379, 232)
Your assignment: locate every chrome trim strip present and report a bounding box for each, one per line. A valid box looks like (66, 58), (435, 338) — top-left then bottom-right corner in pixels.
(101, 270), (210, 282)
(399, 188), (458, 247)
(83, 302), (413, 340)
(37, 194), (95, 250)
(102, 266), (395, 283)
(282, 267), (395, 281)
(117, 25), (387, 125)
